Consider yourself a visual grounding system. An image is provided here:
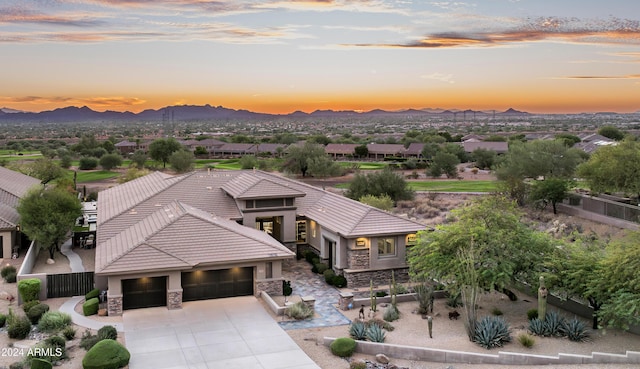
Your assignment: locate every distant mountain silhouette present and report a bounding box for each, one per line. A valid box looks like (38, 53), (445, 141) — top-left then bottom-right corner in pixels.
(0, 104), (535, 122)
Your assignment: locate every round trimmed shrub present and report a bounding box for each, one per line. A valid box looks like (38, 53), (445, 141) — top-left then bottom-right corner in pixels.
(26, 303), (50, 324)
(85, 288), (100, 301)
(37, 311), (72, 333)
(1, 265), (16, 281)
(323, 269), (336, 284)
(29, 358), (52, 369)
(22, 300), (40, 314)
(83, 298), (99, 316)
(4, 271), (17, 283)
(330, 337), (357, 357)
(97, 325), (118, 340)
(17, 278), (41, 303)
(331, 275), (348, 288)
(82, 339), (130, 369)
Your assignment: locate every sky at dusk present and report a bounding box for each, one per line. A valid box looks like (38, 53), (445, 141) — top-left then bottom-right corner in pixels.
(1, 0), (640, 114)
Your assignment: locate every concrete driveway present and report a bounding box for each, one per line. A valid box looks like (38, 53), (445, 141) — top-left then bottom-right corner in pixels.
(123, 296), (321, 369)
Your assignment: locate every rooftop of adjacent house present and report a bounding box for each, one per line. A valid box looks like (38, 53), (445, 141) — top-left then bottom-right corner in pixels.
(0, 202), (19, 230)
(0, 166), (42, 207)
(97, 169), (426, 246)
(96, 201), (294, 275)
(114, 140), (137, 147)
(325, 143), (359, 154)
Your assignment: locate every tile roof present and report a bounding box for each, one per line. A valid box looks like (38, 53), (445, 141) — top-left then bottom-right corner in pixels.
(404, 142), (424, 156)
(366, 143), (405, 155)
(462, 141), (509, 153)
(0, 202), (18, 230)
(325, 143), (358, 155)
(96, 201), (294, 275)
(221, 173), (305, 199)
(0, 166), (41, 207)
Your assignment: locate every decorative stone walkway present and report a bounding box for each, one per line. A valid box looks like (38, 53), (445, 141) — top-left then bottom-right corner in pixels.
(278, 260), (352, 330)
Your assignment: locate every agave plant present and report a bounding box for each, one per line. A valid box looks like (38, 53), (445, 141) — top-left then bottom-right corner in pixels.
(473, 316), (511, 349)
(366, 323), (386, 343)
(563, 318), (590, 342)
(528, 317), (546, 336)
(349, 320), (367, 340)
(543, 311), (566, 337)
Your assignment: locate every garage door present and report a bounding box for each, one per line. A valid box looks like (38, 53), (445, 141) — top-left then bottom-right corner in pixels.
(122, 276), (167, 310)
(182, 267), (254, 302)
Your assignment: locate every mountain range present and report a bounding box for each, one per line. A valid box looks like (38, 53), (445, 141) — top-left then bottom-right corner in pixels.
(0, 104), (534, 122)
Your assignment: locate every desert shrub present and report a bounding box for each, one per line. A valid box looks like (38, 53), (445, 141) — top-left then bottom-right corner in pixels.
(0, 313), (6, 327)
(491, 307), (503, 316)
(413, 283), (434, 315)
(29, 335), (67, 363)
(44, 335), (66, 349)
(4, 271), (17, 283)
(446, 292), (462, 308)
(26, 303), (50, 324)
(323, 269), (336, 284)
(383, 305), (399, 322)
(62, 326), (77, 340)
(563, 318), (590, 342)
(331, 275), (347, 288)
(85, 288), (100, 301)
(518, 333), (535, 348)
(350, 361), (367, 369)
(329, 337), (356, 357)
(37, 311), (72, 333)
(82, 339), (130, 369)
(366, 324), (386, 343)
(286, 302), (314, 320)
(349, 320), (367, 340)
(473, 316), (512, 349)
(7, 311), (32, 339)
(80, 330), (100, 351)
(22, 300), (40, 314)
(1, 265), (16, 280)
(78, 156), (99, 170)
(17, 278), (41, 303)
(394, 284), (408, 294)
(83, 298), (99, 316)
(366, 318), (394, 332)
(527, 308), (539, 321)
(98, 325), (118, 340)
(29, 359), (52, 369)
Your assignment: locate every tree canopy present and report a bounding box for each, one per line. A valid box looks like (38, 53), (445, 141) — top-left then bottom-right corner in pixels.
(169, 149), (195, 173)
(99, 153), (123, 171)
(281, 142), (326, 177)
(346, 167), (414, 203)
(17, 187), (82, 259)
(529, 178), (571, 214)
(597, 125), (625, 141)
(26, 158), (66, 185)
(149, 138), (182, 168)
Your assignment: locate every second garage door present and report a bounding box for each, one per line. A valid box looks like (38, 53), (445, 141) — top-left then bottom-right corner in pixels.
(182, 267), (254, 302)
(122, 276), (167, 310)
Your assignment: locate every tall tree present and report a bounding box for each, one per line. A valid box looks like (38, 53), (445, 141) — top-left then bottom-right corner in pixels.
(17, 187), (82, 259)
(281, 142), (326, 177)
(529, 178), (571, 214)
(576, 139), (640, 199)
(149, 138), (182, 168)
(429, 151), (460, 178)
(169, 150), (195, 173)
(346, 167), (414, 203)
(99, 153), (123, 171)
(306, 154), (343, 185)
(130, 150), (148, 169)
(597, 126), (625, 141)
(26, 158), (66, 185)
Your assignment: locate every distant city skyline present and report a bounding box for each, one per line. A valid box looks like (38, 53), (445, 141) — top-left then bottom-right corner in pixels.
(1, 1), (640, 114)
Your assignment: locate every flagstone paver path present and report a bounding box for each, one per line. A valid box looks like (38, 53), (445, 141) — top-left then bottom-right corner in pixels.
(278, 260), (352, 330)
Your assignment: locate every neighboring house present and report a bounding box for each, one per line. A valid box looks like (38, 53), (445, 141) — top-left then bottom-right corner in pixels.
(212, 143), (257, 157)
(96, 169), (425, 315)
(253, 143), (287, 157)
(114, 140), (138, 155)
(461, 140), (509, 154)
(0, 166), (41, 258)
(403, 143), (425, 158)
(325, 143), (358, 158)
(178, 138), (225, 154)
(366, 143), (405, 159)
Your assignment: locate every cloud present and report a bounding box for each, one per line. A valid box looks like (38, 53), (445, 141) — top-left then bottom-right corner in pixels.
(560, 75), (640, 80)
(0, 95), (146, 107)
(348, 16), (640, 48)
(429, 2), (476, 11)
(0, 6), (104, 27)
(421, 72), (455, 83)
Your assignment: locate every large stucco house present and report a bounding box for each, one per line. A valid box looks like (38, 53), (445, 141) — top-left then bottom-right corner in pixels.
(96, 169), (425, 315)
(0, 166), (41, 259)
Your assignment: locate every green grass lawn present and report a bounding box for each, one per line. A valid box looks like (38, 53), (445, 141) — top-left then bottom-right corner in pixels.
(0, 150), (41, 156)
(408, 180), (498, 192)
(212, 159), (242, 170)
(69, 170), (121, 183)
(337, 161), (387, 170)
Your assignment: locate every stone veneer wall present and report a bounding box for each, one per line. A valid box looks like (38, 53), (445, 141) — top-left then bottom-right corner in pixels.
(257, 279), (283, 296)
(167, 289), (182, 310)
(344, 267), (410, 288)
(108, 295), (123, 316)
(347, 248), (369, 269)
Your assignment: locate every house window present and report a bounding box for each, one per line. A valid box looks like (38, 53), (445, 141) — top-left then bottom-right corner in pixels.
(265, 262), (273, 279)
(246, 197), (295, 209)
(377, 238), (396, 256)
(296, 220), (307, 243)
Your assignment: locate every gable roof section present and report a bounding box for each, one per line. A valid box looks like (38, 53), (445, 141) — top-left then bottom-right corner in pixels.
(96, 201), (294, 275)
(0, 202), (19, 230)
(221, 173), (305, 200)
(462, 141), (508, 154)
(325, 143), (358, 155)
(0, 166), (41, 207)
(366, 143), (405, 155)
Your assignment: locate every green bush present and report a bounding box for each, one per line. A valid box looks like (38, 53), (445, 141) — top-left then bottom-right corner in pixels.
(349, 320), (367, 340)
(366, 324), (386, 343)
(375, 291), (388, 298)
(331, 275), (347, 288)
(323, 269), (336, 284)
(1, 265), (16, 280)
(0, 313), (6, 327)
(37, 311), (72, 333)
(286, 302), (314, 320)
(4, 271), (16, 283)
(22, 300), (40, 314)
(82, 339), (130, 369)
(79, 156), (99, 170)
(518, 333), (535, 348)
(83, 298), (99, 316)
(62, 326), (77, 340)
(29, 358), (52, 369)
(473, 316), (512, 349)
(304, 251), (317, 264)
(80, 330), (100, 351)
(26, 303), (50, 324)
(85, 288), (100, 301)
(45, 335), (66, 349)
(7, 311), (32, 339)
(98, 325), (118, 340)
(17, 278), (41, 303)
(312, 262), (328, 274)
(527, 308), (538, 321)
(330, 337), (357, 357)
